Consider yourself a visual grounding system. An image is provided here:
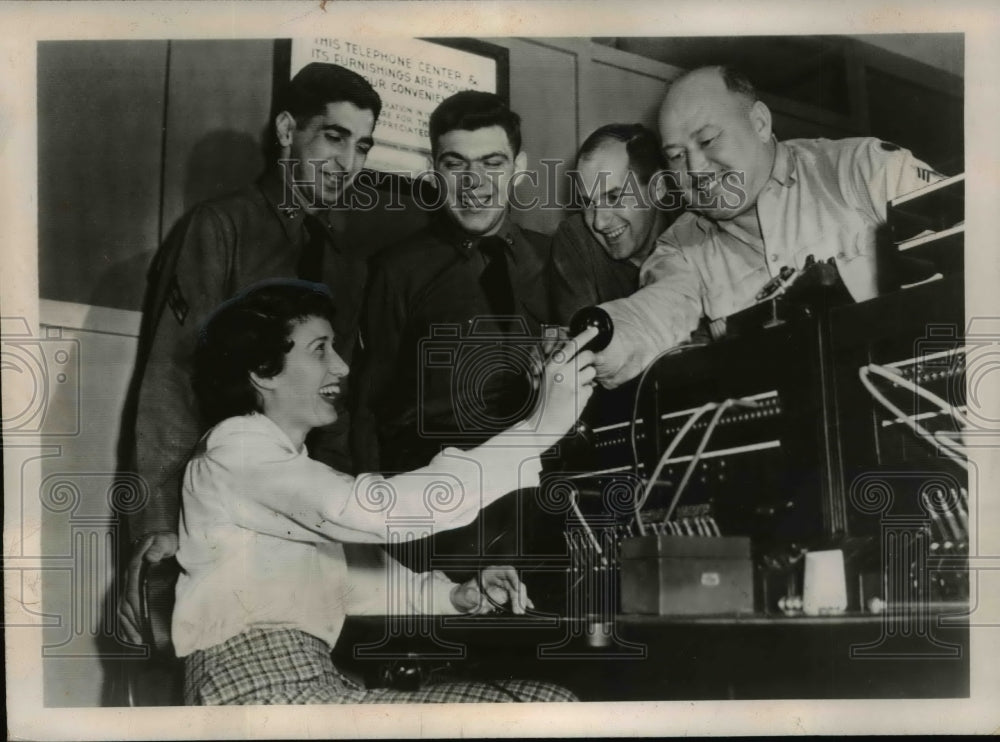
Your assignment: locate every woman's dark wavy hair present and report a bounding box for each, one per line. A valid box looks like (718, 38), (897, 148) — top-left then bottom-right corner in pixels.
(192, 279), (336, 425)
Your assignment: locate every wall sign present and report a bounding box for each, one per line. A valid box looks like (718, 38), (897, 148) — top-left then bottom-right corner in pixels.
(283, 37), (509, 174)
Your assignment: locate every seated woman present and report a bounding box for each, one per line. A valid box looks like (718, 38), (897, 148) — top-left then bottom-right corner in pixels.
(174, 279), (597, 705)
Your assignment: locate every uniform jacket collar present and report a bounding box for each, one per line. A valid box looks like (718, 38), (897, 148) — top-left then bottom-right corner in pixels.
(257, 166), (346, 250)
(433, 212), (523, 263)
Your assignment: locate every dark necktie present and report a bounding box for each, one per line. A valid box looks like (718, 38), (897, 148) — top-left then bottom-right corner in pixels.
(478, 236), (515, 317)
(477, 234), (531, 429)
(298, 214), (327, 283)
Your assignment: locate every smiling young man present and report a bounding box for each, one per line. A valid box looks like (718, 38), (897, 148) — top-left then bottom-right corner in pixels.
(549, 123), (680, 325)
(358, 90), (550, 472)
(274, 96), (375, 210)
(592, 65), (945, 388)
(355, 90), (553, 578)
(118, 63), (427, 643)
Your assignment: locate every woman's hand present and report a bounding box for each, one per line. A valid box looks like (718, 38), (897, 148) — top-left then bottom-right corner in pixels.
(526, 325), (598, 440)
(450, 566), (534, 615)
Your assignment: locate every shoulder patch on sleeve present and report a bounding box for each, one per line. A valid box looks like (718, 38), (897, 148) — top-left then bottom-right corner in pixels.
(167, 275), (190, 325)
(916, 166), (944, 183)
(879, 140), (901, 152)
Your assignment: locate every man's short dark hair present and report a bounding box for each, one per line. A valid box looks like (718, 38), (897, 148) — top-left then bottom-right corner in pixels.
(577, 123), (666, 185)
(429, 90), (521, 156)
(275, 62), (383, 124)
(193, 280), (337, 425)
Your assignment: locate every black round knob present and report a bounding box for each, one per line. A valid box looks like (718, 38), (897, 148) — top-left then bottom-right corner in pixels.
(569, 306), (614, 352)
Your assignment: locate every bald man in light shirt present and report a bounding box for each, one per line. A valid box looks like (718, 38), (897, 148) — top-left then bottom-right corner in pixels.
(594, 65), (944, 388)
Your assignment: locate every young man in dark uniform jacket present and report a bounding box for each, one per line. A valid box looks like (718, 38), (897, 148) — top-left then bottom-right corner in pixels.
(357, 91), (553, 581)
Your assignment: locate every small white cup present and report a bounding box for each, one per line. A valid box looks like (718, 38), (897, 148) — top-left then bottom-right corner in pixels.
(802, 549), (848, 616)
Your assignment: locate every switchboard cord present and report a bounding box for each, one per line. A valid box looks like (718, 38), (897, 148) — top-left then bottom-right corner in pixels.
(865, 361), (970, 429)
(470, 558), (564, 619)
(858, 363), (969, 470)
(633, 401), (716, 535)
(933, 429), (968, 460)
(629, 343), (703, 480)
(632, 397), (758, 535)
(661, 398), (756, 524)
(569, 492), (608, 566)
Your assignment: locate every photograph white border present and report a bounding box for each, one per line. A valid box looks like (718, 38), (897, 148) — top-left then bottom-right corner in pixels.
(3, 0), (999, 738)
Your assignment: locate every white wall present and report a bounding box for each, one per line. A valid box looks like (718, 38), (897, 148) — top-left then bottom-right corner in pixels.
(37, 303), (142, 707)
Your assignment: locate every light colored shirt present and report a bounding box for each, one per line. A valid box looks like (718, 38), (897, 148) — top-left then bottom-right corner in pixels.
(597, 137), (943, 387)
(172, 412), (544, 656)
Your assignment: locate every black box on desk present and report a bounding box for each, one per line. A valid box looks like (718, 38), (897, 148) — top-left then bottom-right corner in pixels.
(620, 535), (754, 615)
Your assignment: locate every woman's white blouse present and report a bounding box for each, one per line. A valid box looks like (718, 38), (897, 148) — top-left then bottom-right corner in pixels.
(172, 413), (543, 656)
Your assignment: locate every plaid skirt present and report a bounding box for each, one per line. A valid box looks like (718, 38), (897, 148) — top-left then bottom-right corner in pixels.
(183, 628), (577, 705)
